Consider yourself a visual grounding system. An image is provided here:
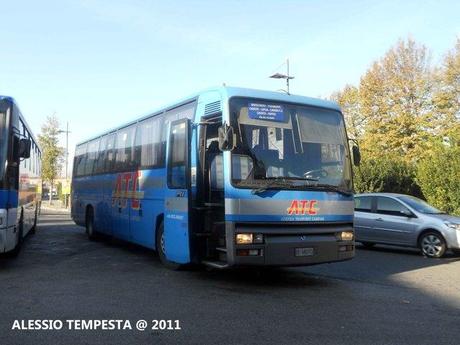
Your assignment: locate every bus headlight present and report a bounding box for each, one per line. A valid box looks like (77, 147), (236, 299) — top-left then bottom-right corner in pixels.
(236, 233), (253, 244)
(235, 233), (264, 244)
(339, 231), (354, 241)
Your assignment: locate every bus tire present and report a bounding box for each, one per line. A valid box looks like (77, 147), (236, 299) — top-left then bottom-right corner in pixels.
(9, 214), (24, 257)
(30, 206), (38, 234)
(156, 221), (182, 270)
(85, 207), (97, 240)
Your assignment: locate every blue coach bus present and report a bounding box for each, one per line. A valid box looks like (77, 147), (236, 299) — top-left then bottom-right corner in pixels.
(71, 87), (359, 268)
(0, 96), (41, 256)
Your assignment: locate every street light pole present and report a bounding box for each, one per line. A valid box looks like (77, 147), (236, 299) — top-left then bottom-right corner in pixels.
(269, 58), (295, 94)
(58, 122), (70, 180)
(58, 123), (71, 208)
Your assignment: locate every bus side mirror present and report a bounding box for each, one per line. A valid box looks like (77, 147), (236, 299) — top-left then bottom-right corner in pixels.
(352, 145), (361, 166)
(218, 123), (235, 151)
(18, 138), (31, 159)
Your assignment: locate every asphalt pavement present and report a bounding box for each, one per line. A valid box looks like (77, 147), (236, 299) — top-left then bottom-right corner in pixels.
(1, 210), (459, 345)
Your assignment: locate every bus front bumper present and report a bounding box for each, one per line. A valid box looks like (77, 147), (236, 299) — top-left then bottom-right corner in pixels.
(225, 223), (355, 267)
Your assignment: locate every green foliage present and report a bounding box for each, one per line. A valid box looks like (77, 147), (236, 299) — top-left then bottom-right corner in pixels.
(416, 134), (460, 215)
(38, 115), (64, 203)
(354, 154), (421, 197)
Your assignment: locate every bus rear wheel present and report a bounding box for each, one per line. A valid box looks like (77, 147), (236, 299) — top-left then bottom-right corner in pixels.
(85, 207), (97, 240)
(156, 221), (182, 270)
(30, 206), (39, 234)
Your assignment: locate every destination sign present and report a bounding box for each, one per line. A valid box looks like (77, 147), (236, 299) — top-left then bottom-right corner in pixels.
(248, 103), (285, 122)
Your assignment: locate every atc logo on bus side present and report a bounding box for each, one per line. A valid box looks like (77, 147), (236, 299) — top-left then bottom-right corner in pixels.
(287, 200), (319, 215)
(112, 171), (145, 210)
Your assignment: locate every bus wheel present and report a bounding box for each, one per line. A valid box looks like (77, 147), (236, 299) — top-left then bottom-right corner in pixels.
(9, 215), (24, 257)
(30, 206), (38, 234)
(156, 221), (182, 270)
(86, 207), (97, 240)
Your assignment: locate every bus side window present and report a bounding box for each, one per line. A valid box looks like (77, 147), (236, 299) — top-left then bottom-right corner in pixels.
(94, 135), (108, 174)
(75, 144), (88, 177)
(114, 125), (135, 171)
(85, 139), (100, 176)
(104, 133), (116, 173)
(135, 116), (163, 169)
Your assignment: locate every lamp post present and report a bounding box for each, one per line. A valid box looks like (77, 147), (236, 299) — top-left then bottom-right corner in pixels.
(58, 122), (71, 208)
(269, 58), (295, 94)
(58, 122), (70, 180)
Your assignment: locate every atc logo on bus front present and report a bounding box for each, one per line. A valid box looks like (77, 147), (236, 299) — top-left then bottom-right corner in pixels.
(286, 200), (319, 215)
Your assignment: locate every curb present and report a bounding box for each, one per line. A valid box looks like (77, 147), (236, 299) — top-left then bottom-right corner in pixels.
(40, 206), (71, 214)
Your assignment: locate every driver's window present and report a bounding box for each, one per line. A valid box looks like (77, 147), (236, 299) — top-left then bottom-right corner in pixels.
(376, 197), (410, 217)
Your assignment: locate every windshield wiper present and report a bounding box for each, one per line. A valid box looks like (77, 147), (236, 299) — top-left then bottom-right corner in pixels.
(251, 177), (292, 194)
(282, 176), (319, 182)
(297, 183), (353, 196)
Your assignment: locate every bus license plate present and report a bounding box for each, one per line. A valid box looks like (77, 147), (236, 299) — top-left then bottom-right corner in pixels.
(295, 247), (314, 257)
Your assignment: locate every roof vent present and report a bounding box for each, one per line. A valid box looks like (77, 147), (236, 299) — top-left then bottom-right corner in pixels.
(204, 101), (221, 116)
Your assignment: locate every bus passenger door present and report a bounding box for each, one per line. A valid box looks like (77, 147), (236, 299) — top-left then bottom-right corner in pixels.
(164, 119), (192, 264)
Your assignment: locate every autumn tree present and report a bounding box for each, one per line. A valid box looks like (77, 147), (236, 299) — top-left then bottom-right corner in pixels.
(431, 37), (460, 135)
(416, 38), (460, 214)
(38, 115), (64, 204)
(331, 85), (365, 140)
(359, 38), (434, 163)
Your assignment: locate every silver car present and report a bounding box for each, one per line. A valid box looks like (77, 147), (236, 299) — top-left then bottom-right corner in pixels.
(354, 193), (460, 258)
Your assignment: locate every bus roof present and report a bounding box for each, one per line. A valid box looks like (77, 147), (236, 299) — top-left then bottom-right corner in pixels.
(0, 95), (41, 151)
(76, 86), (341, 146)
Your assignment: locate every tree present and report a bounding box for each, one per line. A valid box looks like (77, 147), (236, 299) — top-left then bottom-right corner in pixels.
(359, 38), (434, 163)
(38, 115), (64, 204)
(330, 85), (365, 140)
(432, 37), (460, 135)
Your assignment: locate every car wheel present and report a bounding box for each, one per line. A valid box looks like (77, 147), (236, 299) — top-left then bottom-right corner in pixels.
(156, 221), (182, 270)
(420, 232), (446, 258)
(361, 242), (375, 249)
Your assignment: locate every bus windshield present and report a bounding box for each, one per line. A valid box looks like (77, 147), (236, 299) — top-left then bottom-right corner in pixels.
(0, 111), (8, 183)
(229, 98), (352, 192)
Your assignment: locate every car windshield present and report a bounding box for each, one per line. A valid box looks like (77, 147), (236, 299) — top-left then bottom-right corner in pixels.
(229, 98), (352, 192)
(397, 195), (443, 214)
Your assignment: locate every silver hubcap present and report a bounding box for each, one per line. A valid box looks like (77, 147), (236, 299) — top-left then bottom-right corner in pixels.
(422, 235), (442, 257)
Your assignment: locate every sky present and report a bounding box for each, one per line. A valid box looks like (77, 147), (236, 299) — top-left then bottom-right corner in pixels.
(0, 0), (459, 169)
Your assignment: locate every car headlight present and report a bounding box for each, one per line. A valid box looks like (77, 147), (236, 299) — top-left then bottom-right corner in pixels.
(444, 222), (460, 231)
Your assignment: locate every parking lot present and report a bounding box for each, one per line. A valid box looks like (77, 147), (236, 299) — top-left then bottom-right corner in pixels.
(1, 210), (459, 345)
